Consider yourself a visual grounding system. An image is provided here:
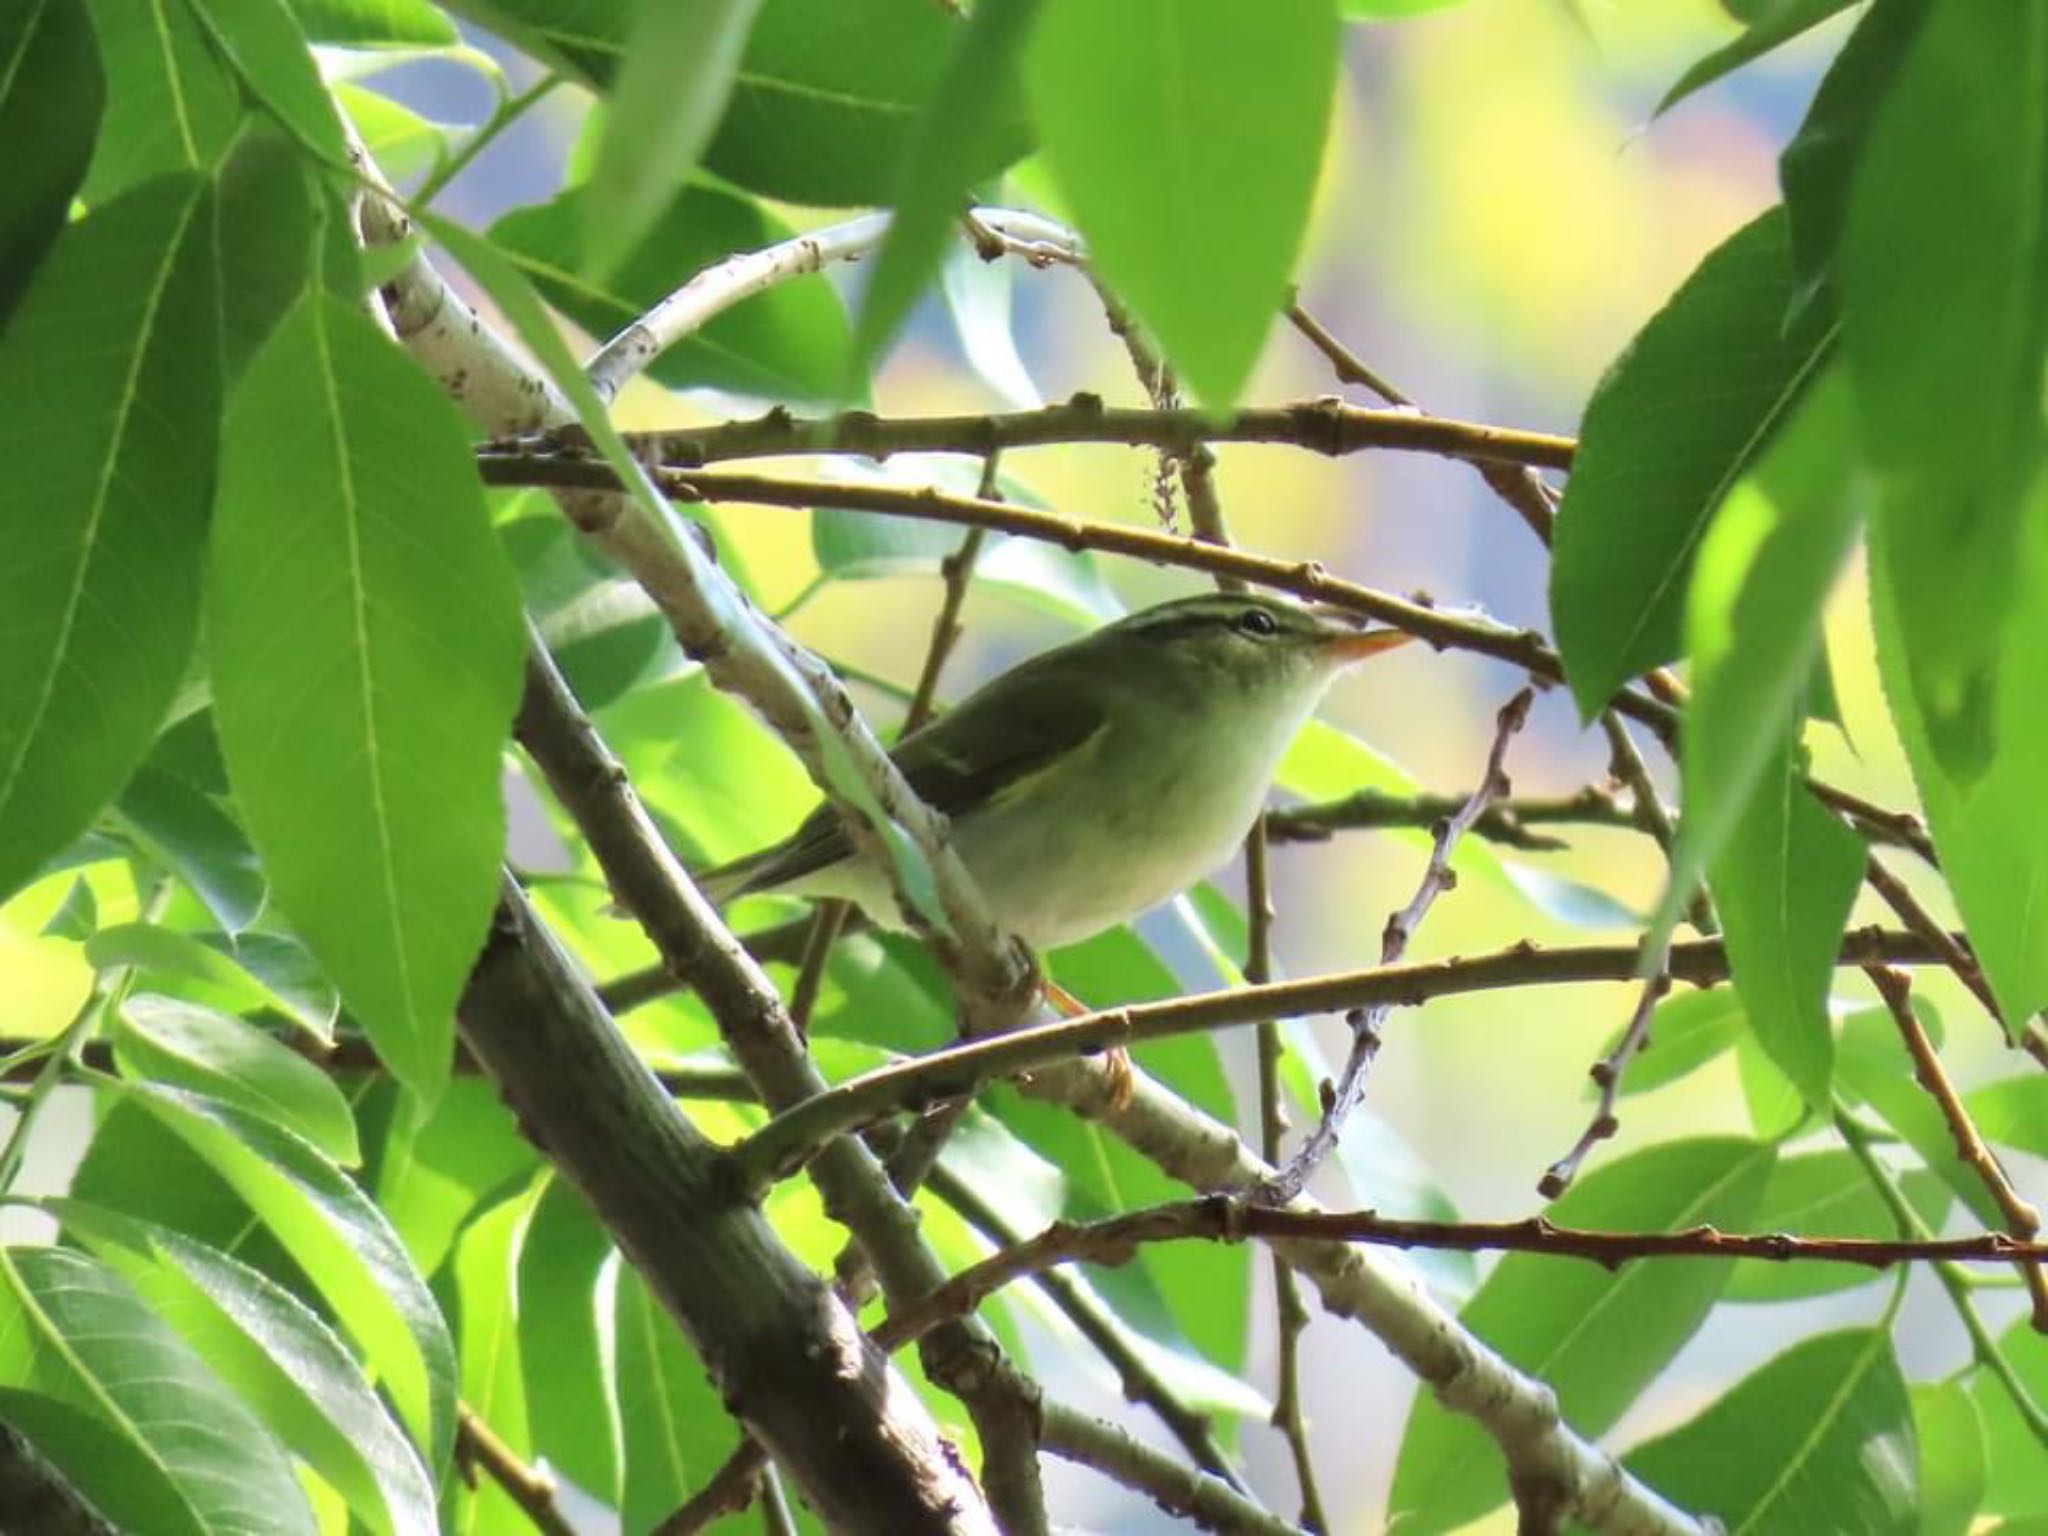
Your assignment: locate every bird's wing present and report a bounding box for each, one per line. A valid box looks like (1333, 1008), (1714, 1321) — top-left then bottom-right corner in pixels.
(700, 652), (1110, 902)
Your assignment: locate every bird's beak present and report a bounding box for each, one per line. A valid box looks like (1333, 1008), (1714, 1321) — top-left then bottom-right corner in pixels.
(1324, 626), (1414, 662)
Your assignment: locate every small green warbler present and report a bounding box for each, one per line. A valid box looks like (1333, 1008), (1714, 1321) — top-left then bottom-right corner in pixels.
(702, 593), (1410, 947)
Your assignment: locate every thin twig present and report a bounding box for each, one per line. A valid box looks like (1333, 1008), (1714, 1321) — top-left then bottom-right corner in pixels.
(577, 395), (1576, 476)
(1538, 943), (1675, 1200)
(1261, 689), (1534, 1204)
(871, 1195), (2048, 1359)
(476, 451), (1678, 741)
(1041, 1403), (1309, 1536)
(732, 924), (1953, 1191)
(456, 1404), (576, 1536)
(1245, 824), (1329, 1532)
(1863, 855), (2048, 1069)
(656, 1443), (770, 1536)
(1865, 965), (2048, 1328)
(1268, 784), (1618, 850)
(925, 1162), (1248, 1491)
(1283, 299), (1559, 544)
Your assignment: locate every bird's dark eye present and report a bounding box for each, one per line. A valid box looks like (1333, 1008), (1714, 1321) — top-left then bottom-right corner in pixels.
(1236, 608), (1279, 638)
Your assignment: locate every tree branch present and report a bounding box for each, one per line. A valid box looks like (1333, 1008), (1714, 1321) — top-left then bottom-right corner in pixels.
(576, 396), (1576, 475)
(454, 876), (993, 1535)
(735, 927), (1950, 1188)
(474, 452), (1679, 741)
(1262, 688), (1532, 1204)
(1040, 1403), (1309, 1536)
(870, 1196), (2048, 1356)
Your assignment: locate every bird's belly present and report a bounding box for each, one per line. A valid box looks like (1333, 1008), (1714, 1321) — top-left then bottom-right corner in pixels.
(954, 740), (1270, 948)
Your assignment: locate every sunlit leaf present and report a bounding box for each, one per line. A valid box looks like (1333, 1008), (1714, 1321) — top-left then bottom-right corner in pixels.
(1610, 988), (1746, 1097)
(374, 1076), (537, 1278)
(0, 1245), (316, 1533)
(0, 174), (220, 905)
(81, 0), (242, 199)
(1843, 0), (2048, 781)
(1724, 1152), (1948, 1302)
(614, 1267), (741, 1532)
(518, 1176), (621, 1502)
(1914, 1380), (1987, 1536)
(1835, 1002), (2001, 1226)
(855, 0), (1042, 375)
(1552, 207), (1827, 715)
(1026, 0), (1338, 406)
(287, 0), (456, 44)
(114, 993), (358, 1164)
(208, 292), (525, 1103)
(448, 1184), (538, 1532)
(55, 1201), (439, 1536)
(129, 1083), (458, 1474)
(1867, 494), (2048, 1026)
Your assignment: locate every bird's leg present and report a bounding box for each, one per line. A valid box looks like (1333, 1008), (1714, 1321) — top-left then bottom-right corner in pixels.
(1040, 977), (1134, 1112)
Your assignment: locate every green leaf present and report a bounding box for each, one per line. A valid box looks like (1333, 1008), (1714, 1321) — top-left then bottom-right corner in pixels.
(0, 0), (102, 332)
(1338, 0), (1465, 14)
(0, 1388), (209, 1536)
(585, 0), (763, 279)
(113, 993), (359, 1165)
(449, 1185), (537, 1532)
(517, 1177), (620, 1502)
(207, 292), (525, 1103)
(1844, 0), (2048, 780)
(0, 173), (222, 906)
(1627, 1329), (1915, 1534)
(614, 1267), (739, 1533)
(55, 1202), (439, 1536)
(488, 180), (852, 401)
(1672, 369), (1859, 942)
(1962, 1075), (2048, 1158)
(1551, 206), (1828, 715)
(184, 0), (348, 165)
(0, 1245), (316, 1533)
(1026, 0), (1338, 407)
(1706, 743), (1862, 1109)
(1659, 0), (1856, 113)
(335, 83), (455, 185)
(705, 0), (1031, 207)
(855, 0), (1042, 375)
(116, 766), (265, 933)
(288, 0), (456, 45)
(81, 0), (243, 200)
(1972, 1319), (2048, 1519)
(373, 1076), (537, 1279)
(129, 1082), (458, 1474)
(1724, 1151), (1949, 1302)
(1612, 987), (1747, 1097)
(1778, 0), (1927, 316)
(40, 876), (97, 940)
(1867, 495), (2048, 1025)
(213, 121), (328, 383)
(1835, 1002), (2002, 1227)
(1913, 1381), (1987, 1536)
(1388, 1137), (1774, 1534)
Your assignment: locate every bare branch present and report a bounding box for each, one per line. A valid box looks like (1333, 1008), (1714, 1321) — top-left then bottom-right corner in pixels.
(1041, 1403), (1309, 1536)
(1261, 688), (1533, 1204)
